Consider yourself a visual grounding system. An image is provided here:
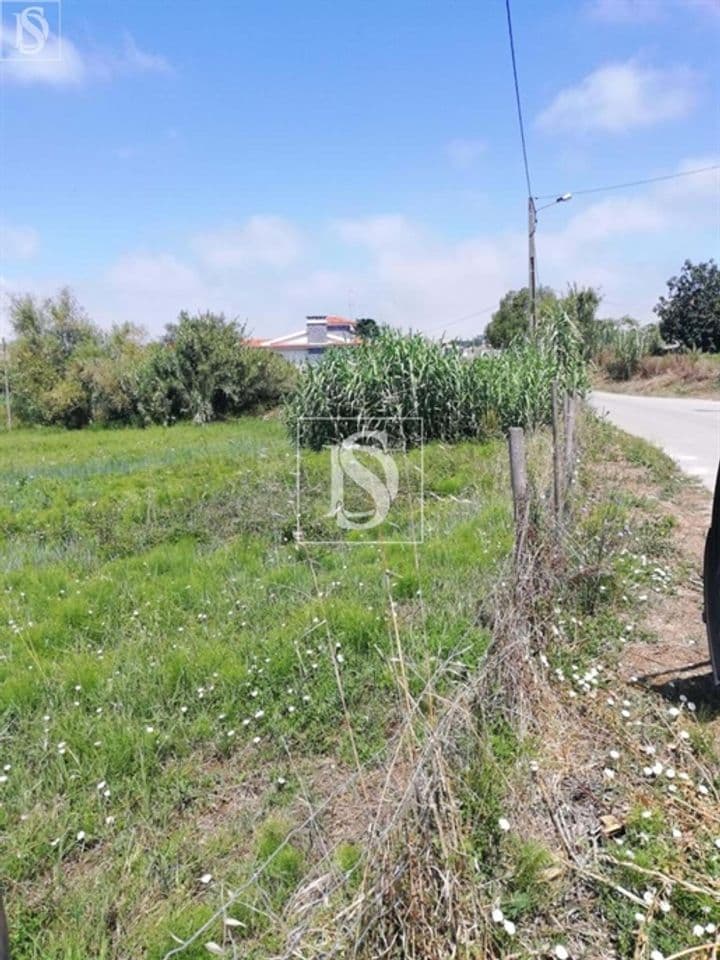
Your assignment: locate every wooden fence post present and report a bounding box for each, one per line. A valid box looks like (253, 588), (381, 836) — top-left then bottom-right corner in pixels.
(0, 889), (8, 960)
(564, 392), (578, 495)
(1, 339), (11, 432)
(508, 427), (528, 556)
(551, 381), (563, 524)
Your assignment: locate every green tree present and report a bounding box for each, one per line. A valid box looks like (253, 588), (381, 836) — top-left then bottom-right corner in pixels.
(9, 289), (100, 427)
(654, 259), (720, 352)
(355, 317), (380, 340)
(138, 311), (296, 424)
(172, 312), (259, 421)
(485, 286), (556, 348)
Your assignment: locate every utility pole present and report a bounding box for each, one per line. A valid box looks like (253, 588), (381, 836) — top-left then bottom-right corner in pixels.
(527, 196), (538, 335)
(2, 339), (11, 432)
(527, 193), (573, 337)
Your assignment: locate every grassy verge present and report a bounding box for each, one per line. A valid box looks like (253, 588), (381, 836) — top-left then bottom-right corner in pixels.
(287, 413), (719, 959)
(0, 420), (514, 958)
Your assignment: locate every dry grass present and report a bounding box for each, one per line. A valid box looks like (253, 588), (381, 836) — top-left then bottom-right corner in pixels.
(594, 353), (720, 398)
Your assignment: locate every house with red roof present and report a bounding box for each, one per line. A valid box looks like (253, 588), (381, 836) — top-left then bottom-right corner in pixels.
(252, 315), (358, 365)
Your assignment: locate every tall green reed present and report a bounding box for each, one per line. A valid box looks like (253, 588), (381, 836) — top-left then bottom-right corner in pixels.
(287, 318), (587, 449)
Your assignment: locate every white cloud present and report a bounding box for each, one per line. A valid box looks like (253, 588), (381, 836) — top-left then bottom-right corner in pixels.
(587, 0), (720, 20)
(654, 156), (720, 203)
(6, 160), (718, 338)
(537, 61), (698, 133)
(560, 196), (665, 243)
(111, 33), (170, 76)
(333, 215), (426, 253)
(102, 254), (206, 328)
(106, 253), (200, 295)
(0, 33), (86, 85)
(0, 28), (169, 87)
(536, 156), (718, 316)
(586, 0), (664, 22)
(0, 223), (39, 259)
(446, 138), (487, 170)
(193, 217), (304, 270)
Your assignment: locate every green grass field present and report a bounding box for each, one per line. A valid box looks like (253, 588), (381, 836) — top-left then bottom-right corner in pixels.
(0, 419), (513, 958)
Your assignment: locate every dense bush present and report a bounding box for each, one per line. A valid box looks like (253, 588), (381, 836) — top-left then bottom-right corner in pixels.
(287, 314), (587, 449)
(6, 291), (295, 428)
(593, 322), (663, 381)
(655, 259), (720, 352)
(8, 289), (100, 427)
(136, 312), (296, 424)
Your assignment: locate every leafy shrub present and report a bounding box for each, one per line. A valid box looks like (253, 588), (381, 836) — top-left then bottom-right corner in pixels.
(81, 324), (147, 424)
(136, 311), (296, 425)
(8, 289), (99, 426)
(42, 374), (93, 429)
(6, 293), (296, 428)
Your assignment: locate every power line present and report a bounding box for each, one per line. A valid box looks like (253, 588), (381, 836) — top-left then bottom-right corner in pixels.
(504, 0), (533, 198)
(535, 164), (720, 200)
(426, 305), (497, 338)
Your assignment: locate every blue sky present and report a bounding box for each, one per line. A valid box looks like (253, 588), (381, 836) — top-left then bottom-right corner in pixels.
(0, 0), (718, 338)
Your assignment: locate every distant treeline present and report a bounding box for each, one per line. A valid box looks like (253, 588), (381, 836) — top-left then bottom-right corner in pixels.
(484, 260), (720, 362)
(4, 258), (717, 429)
(3, 290), (296, 428)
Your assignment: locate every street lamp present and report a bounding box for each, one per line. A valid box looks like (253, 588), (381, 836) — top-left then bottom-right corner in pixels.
(527, 193), (573, 333)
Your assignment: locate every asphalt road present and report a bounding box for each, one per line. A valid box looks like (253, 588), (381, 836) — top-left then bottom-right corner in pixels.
(590, 391), (720, 492)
